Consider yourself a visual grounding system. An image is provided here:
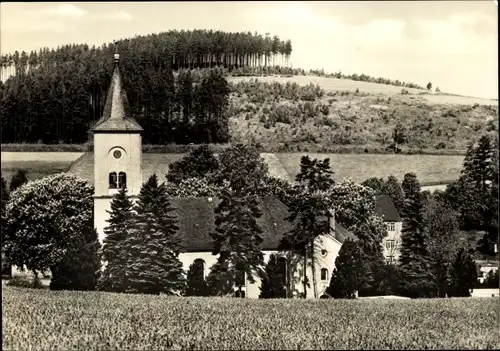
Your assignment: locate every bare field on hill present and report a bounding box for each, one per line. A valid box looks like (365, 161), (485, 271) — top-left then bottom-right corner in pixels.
(1, 151), (463, 186)
(228, 75), (498, 106)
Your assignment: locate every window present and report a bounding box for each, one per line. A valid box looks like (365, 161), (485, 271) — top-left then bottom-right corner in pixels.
(113, 150), (122, 159)
(387, 256), (395, 264)
(235, 269), (245, 287)
(109, 172), (118, 189)
(118, 172), (127, 189)
(277, 256), (288, 288)
(320, 249), (328, 257)
(320, 268), (329, 281)
(387, 222), (395, 232)
(386, 240), (395, 250)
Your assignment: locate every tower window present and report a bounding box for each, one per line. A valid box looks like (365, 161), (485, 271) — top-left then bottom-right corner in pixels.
(118, 172), (127, 189)
(113, 150), (122, 159)
(109, 172), (118, 189)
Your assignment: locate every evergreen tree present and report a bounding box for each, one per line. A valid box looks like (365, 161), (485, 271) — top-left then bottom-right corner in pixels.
(295, 156), (335, 192)
(206, 257), (235, 297)
(50, 225), (101, 291)
(326, 239), (364, 299)
(185, 260), (208, 296)
(383, 175), (405, 216)
(9, 169), (28, 192)
(259, 254), (287, 298)
(448, 248), (477, 297)
(125, 174), (185, 295)
(97, 186), (135, 293)
(1, 173), (9, 213)
(399, 173), (434, 298)
(209, 189), (265, 294)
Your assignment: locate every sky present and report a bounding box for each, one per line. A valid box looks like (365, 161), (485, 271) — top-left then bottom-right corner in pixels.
(1, 1), (498, 99)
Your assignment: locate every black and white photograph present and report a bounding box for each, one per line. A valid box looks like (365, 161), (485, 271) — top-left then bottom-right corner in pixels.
(1, 1), (498, 349)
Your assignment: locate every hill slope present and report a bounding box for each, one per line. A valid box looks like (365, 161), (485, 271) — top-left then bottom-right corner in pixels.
(227, 76), (498, 153)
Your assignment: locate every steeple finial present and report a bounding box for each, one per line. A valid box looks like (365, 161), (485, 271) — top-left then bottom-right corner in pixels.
(113, 41), (119, 64)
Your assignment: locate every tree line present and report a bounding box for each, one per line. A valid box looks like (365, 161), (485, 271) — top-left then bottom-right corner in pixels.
(2, 137), (497, 297)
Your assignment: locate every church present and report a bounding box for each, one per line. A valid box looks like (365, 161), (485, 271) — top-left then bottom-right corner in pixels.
(80, 52), (357, 298)
(4, 53), (402, 298)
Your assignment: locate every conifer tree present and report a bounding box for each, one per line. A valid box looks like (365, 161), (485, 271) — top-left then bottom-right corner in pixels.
(125, 174), (185, 295)
(206, 256), (235, 297)
(448, 248), (478, 297)
(166, 144), (219, 184)
(326, 239), (364, 299)
(9, 169), (28, 192)
(97, 186), (135, 293)
(209, 189), (265, 295)
(185, 260), (208, 296)
(399, 173), (434, 298)
(384, 175), (405, 216)
(1, 173), (9, 213)
(259, 254), (287, 298)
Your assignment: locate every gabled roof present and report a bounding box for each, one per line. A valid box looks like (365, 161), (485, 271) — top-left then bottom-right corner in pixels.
(170, 196), (356, 252)
(374, 195), (401, 222)
(91, 54), (143, 133)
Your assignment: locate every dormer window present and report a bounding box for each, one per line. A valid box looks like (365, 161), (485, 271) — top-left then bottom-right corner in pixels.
(387, 222), (395, 232)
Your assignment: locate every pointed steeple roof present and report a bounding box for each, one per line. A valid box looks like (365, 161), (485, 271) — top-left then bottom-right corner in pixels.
(91, 52), (143, 133)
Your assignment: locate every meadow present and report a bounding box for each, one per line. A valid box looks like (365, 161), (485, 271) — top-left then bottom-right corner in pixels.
(2, 286), (498, 350)
(0, 151), (464, 186)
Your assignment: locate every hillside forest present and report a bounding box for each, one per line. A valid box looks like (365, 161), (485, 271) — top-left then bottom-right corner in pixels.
(3, 29), (493, 153)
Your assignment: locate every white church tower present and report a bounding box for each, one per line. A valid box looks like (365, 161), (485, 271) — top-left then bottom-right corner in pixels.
(91, 52), (143, 244)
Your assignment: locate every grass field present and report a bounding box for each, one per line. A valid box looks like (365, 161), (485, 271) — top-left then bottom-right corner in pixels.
(0, 151), (464, 186)
(2, 286), (498, 350)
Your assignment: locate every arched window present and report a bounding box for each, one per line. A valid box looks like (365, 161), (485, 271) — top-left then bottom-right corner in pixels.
(277, 256), (288, 288)
(235, 268), (245, 288)
(320, 268), (329, 281)
(118, 172), (127, 189)
(109, 172), (118, 189)
(193, 259), (205, 280)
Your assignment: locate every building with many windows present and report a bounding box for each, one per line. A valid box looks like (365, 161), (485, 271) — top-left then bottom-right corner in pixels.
(374, 195), (403, 264)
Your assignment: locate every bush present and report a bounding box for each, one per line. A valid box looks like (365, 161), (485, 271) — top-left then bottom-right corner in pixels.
(6, 274), (44, 289)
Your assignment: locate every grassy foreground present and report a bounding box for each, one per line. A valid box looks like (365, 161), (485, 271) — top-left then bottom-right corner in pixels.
(2, 287), (498, 350)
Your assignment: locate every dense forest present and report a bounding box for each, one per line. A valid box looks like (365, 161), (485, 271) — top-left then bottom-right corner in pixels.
(1, 29), (425, 146)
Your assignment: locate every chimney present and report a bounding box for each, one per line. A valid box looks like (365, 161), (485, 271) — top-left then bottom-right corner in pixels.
(328, 208), (335, 232)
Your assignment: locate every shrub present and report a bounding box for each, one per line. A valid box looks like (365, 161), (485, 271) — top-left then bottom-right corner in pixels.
(6, 274), (44, 289)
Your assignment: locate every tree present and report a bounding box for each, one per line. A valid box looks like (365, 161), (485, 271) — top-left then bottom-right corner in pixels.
(50, 226), (101, 291)
(206, 258), (235, 297)
(384, 175), (405, 216)
(185, 259), (208, 296)
(259, 254), (287, 298)
(9, 169), (28, 192)
(3, 173), (94, 284)
(326, 239), (364, 299)
(164, 177), (229, 198)
(209, 189), (266, 295)
(392, 122), (406, 153)
(295, 156), (335, 192)
(480, 269), (499, 289)
(97, 186), (136, 293)
(423, 196), (461, 297)
(166, 145), (219, 184)
(1, 173), (8, 213)
(399, 173), (434, 298)
(448, 248), (477, 297)
(209, 143), (269, 195)
(427, 82), (432, 91)
(125, 174), (185, 295)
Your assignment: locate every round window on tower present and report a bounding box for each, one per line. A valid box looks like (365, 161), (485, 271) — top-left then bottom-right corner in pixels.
(113, 150), (122, 159)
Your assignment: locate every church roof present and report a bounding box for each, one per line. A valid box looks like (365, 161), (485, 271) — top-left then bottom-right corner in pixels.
(169, 196), (355, 252)
(91, 54), (143, 133)
(374, 195), (401, 222)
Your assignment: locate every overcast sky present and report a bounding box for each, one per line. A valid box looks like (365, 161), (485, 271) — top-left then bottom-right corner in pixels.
(1, 1), (497, 99)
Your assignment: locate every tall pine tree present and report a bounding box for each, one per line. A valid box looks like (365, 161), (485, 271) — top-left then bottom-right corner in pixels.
(209, 189), (265, 295)
(399, 173), (434, 298)
(448, 248), (477, 297)
(97, 186), (136, 293)
(125, 174), (185, 295)
(9, 169), (28, 192)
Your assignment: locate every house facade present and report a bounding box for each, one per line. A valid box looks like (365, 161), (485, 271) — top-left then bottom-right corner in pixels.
(374, 195), (402, 264)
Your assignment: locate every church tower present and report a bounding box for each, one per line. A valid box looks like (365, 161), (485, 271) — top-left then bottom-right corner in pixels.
(91, 52), (143, 244)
